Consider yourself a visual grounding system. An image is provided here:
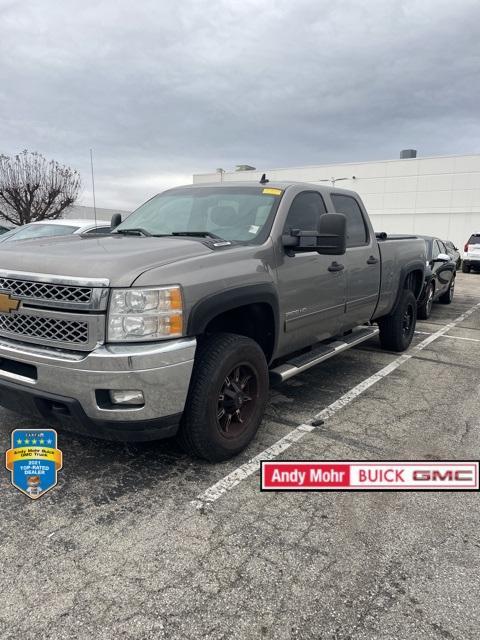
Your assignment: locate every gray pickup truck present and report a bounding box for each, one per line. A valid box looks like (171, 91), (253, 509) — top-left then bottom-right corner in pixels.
(0, 181), (426, 461)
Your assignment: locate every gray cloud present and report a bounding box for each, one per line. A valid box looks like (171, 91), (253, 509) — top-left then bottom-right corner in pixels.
(1, 0), (479, 209)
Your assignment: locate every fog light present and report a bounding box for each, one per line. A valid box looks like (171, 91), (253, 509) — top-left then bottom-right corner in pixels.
(109, 390), (145, 406)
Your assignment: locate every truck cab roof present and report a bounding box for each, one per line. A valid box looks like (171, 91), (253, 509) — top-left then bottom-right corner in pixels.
(164, 181), (361, 199)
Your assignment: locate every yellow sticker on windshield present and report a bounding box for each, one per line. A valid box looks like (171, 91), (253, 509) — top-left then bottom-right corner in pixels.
(262, 188), (283, 196)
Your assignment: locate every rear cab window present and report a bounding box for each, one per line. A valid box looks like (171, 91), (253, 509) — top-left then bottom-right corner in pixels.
(331, 194), (368, 247)
(468, 234), (480, 244)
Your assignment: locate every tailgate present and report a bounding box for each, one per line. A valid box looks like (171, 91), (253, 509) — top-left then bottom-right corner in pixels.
(467, 244), (480, 258)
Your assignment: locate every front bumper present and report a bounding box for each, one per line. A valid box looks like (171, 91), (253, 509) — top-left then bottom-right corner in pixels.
(0, 336), (196, 441)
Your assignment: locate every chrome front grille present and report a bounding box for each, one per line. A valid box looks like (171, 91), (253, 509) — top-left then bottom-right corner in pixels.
(0, 278), (93, 305)
(0, 271), (109, 350)
(0, 307), (104, 351)
(0, 269), (109, 310)
(0, 313), (89, 345)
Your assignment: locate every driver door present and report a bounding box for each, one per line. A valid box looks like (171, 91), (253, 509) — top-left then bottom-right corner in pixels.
(276, 190), (346, 355)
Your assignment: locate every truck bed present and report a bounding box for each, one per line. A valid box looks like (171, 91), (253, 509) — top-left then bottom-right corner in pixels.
(373, 234), (426, 320)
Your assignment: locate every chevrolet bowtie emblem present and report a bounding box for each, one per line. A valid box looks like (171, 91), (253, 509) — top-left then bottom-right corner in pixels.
(0, 292), (21, 314)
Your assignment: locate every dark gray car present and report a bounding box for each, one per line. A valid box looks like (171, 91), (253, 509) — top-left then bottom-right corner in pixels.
(417, 236), (456, 319)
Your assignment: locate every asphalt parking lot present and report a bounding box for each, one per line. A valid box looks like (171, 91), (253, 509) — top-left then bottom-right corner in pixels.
(1, 272), (479, 640)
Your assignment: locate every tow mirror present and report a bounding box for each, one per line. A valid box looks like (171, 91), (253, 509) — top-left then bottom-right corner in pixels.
(282, 213), (347, 256)
(111, 213), (122, 230)
(317, 213), (347, 255)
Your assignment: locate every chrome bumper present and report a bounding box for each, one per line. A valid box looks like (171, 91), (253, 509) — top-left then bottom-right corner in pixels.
(0, 336), (196, 426)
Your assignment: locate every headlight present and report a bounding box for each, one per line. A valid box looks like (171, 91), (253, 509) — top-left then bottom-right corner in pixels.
(107, 286), (183, 341)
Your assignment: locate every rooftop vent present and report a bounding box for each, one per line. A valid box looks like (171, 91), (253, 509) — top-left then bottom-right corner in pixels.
(400, 149), (417, 159)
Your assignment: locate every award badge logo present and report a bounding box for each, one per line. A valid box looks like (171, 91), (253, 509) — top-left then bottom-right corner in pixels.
(5, 429), (63, 499)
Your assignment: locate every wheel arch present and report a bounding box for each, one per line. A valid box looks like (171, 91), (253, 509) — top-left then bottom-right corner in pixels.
(186, 284), (279, 363)
(390, 262), (425, 315)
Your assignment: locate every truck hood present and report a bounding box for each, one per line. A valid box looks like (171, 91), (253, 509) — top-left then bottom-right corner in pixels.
(0, 234), (214, 287)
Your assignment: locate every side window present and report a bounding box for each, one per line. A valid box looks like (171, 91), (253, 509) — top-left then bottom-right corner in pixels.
(432, 240), (441, 258)
(437, 240), (447, 254)
(284, 191), (326, 232)
(331, 194), (368, 247)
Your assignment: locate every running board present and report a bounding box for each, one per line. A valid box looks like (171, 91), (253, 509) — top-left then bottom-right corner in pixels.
(269, 325), (380, 384)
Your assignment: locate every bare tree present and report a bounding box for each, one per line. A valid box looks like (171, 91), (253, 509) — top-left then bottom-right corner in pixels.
(0, 150), (81, 226)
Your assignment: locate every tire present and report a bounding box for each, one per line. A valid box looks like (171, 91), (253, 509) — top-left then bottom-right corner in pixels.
(439, 275), (455, 304)
(378, 289), (417, 352)
(462, 263), (471, 273)
(178, 333), (269, 462)
(417, 282), (434, 320)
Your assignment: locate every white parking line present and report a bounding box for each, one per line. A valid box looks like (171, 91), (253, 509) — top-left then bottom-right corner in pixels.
(416, 330), (480, 343)
(440, 334), (480, 343)
(192, 302), (480, 510)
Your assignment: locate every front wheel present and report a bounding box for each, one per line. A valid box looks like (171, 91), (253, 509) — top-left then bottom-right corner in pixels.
(439, 276), (455, 304)
(417, 282), (434, 319)
(178, 333), (269, 462)
(378, 289), (417, 352)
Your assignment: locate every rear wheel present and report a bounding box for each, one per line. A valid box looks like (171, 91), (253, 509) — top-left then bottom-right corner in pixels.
(417, 282), (434, 320)
(378, 289), (417, 352)
(439, 275), (455, 304)
(462, 263), (471, 273)
(178, 333), (269, 462)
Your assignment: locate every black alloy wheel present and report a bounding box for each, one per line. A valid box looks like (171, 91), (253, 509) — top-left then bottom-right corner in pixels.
(217, 364), (258, 439)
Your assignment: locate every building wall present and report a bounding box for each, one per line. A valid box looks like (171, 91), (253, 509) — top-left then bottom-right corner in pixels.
(193, 154), (480, 253)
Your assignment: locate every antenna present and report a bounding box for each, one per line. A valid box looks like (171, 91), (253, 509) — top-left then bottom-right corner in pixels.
(259, 173), (269, 184)
(90, 148), (98, 227)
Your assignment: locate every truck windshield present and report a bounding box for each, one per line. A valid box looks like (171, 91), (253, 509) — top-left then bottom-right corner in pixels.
(115, 186), (282, 243)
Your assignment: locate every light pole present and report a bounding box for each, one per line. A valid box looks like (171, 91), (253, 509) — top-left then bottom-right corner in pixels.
(318, 176), (356, 186)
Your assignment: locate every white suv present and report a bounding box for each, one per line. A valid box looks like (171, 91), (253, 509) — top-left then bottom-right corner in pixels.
(462, 233), (480, 273)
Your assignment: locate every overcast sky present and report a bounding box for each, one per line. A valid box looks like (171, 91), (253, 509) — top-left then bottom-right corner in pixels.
(1, 0), (479, 210)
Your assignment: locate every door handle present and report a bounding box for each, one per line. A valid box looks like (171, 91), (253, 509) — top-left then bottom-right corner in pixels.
(366, 256), (379, 265)
(328, 261), (344, 272)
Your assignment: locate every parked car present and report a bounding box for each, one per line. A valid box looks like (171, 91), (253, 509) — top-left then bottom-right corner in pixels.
(0, 182), (426, 461)
(417, 236), (456, 319)
(444, 240), (461, 270)
(0, 219), (111, 243)
(462, 233), (480, 273)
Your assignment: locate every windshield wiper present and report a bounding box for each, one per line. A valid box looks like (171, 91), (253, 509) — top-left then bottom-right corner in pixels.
(115, 228), (152, 237)
(170, 231), (225, 240)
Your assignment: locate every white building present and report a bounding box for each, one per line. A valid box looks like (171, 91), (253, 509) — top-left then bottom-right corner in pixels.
(193, 152), (480, 252)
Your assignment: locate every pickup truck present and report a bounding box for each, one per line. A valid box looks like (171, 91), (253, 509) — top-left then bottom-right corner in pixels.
(0, 181), (426, 461)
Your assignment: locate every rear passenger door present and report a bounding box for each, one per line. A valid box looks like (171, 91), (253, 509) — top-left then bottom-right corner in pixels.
(331, 194), (381, 329)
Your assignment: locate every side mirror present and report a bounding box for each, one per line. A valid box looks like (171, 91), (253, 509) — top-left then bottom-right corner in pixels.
(433, 253), (450, 263)
(111, 213), (122, 230)
(316, 213), (347, 255)
(282, 213), (347, 256)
